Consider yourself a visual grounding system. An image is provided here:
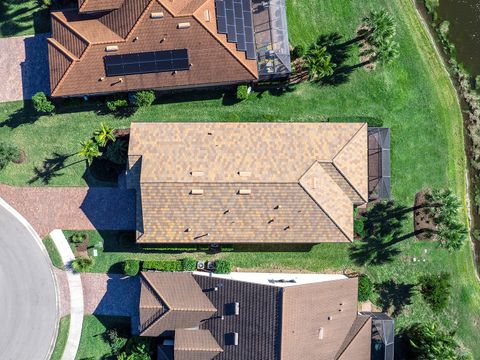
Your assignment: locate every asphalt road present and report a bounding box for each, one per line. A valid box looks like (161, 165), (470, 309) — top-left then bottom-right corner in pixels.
(0, 203), (58, 360)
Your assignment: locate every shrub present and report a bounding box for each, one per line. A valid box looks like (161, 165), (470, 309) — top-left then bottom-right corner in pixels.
(70, 232), (85, 244)
(71, 257), (94, 272)
(123, 260), (140, 276)
(0, 143), (21, 171)
(354, 216), (366, 238)
(106, 329), (128, 355)
(358, 274), (373, 302)
(475, 75), (480, 90)
(418, 273), (451, 312)
(236, 84), (249, 101)
(142, 260), (183, 272)
(105, 140), (128, 165)
(181, 257), (197, 271)
(214, 259), (232, 274)
(291, 44), (305, 59)
(106, 99), (129, 112)
(131, 90), (156, 107)
(32, 91), (55, 114)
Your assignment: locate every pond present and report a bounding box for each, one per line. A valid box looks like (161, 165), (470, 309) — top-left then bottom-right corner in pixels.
(438, 0), (480, 75)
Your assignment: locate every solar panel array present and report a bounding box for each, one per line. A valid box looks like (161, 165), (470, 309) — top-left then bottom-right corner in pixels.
(104, 49), (189, 77)
(215, 0), (256, 60)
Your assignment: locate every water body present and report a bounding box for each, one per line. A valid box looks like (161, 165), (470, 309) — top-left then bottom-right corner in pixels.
(438, 0), (480, 75)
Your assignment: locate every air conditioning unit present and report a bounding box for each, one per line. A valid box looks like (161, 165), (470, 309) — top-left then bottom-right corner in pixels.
(197, 261), (205, 270)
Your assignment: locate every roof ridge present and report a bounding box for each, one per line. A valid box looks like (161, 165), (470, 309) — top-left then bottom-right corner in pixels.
(192, 9), (258, 79)
(124, 0), (156, 41)
(328, 162), (367, 203)
(47, 38), (79, 61)
(333, 123), (367, 161)
(139, 273), (173, 335)
(335, 315), (371, 359)
(51, 11), (91, 45)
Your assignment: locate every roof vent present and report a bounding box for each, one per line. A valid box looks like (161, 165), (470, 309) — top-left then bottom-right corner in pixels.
(274, 205), (281, 210)
(105, 45), (118, 52)
(238, 189), (251, 195)
(150, 12), (164, 19)
(238, 171), (251, 177)
(191, 189), (204, 195)
(185, 228), (191, 232)
(328, 316), (333, 321)
(318, 327), (324, 340)
(234, 302), (240, 315)
(204, 9), (211, 21)
(191, 171), (204, 177)
(177, 22), (191, 29)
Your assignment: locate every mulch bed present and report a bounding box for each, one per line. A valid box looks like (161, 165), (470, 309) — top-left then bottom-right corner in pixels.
(12, 150), (26, 164)
(414, 191), (436, 240)
(288, 59), (309, 85)
(357, 25), (376, 72)
(113, 128), (130, 142)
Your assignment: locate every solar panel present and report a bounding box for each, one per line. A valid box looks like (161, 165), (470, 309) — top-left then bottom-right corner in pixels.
(246, 42), (256, 59)
(104, 49), (189, 77)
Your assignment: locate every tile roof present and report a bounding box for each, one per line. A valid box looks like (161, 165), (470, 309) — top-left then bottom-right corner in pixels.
(137, 272), (372, 360)
(48, 0), (258, 97)
(139, 272), (217, 336)
(128, 122), (368, 243)
(78, 0), (125, 13)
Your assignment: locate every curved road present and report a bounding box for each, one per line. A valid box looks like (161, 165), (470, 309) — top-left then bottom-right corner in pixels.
(0, 201), (58, 360)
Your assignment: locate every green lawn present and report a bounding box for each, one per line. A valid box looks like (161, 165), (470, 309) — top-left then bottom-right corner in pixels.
(1, 0), (479, 356)
(0, 0), (51, 37)
(50, 315), (70, 360)
(44, 234), (64, 269)
(75, 315), (130, 360)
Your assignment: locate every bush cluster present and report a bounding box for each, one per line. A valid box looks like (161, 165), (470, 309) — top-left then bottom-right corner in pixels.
(106, 98), (129, 112)
(357, 274), (373, 302)
(181, 257), (197, 271)
(214, 259), (232, 274)
(0, 142), (21, 171)
(131, 90), (156, 107)
(32, 91), (55, 114)
(142, 260), (183, 272)
(123, 260), (140, 276)
(236, 84), (249, 101)
(418, 272), (451, 312)
(71, 257), (94, 273)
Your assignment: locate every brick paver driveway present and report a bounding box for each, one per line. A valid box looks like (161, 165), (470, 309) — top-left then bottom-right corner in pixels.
(0, 34), (50, 102)
(0, 185), (135, 236)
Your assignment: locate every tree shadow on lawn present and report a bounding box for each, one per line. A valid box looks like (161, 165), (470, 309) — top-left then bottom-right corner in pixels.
(375, 279), (415, 317)
(28, 152), (82, 185)
(349, 201), (416, 266)
(0, 101), (41, 129)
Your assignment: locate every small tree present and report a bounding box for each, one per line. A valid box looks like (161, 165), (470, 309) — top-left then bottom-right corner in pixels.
(131, 90), (156, 107)
(70, 232), (85, 244)
(106, 329), (128, 355)
(424, 188), (461, 225)
(32, 91), (55, 114)
(71, 257), (93, 272)
(94, 123), (116, 147)
(406, 322), (466, 359)
(123, 260), (140, 276)
(303, 45), (336, 80)
(78, 139), (101, 165)
(418, 272), (451, 312)
(358, 274), (373, 302)
(236, 84), (249, 101)
(0, 142), (21, 171)
(363, 9), (396, 47)
(105, 140), (128, 165)
(436, 221), (467, 251)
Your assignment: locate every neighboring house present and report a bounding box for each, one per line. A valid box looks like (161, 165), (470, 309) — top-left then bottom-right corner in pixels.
(126, 122), (370, 244)
(135, 271), (394, 360)
(47, 0), (291, 97)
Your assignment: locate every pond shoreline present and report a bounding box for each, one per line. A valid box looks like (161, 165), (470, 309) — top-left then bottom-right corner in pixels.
(413, 0), (480, 279)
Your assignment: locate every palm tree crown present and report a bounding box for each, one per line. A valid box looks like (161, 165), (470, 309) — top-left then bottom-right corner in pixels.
(303, 45), (337, 80)
(79, 139), (101, 165)
(94, 122), (116, 147)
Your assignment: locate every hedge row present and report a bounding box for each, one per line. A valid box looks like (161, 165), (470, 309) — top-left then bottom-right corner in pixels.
(123, 258), (233, 274)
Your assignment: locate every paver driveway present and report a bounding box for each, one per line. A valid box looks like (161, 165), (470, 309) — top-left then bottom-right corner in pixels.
(0, 200), (58, 360)
(0, 34), (49, 102)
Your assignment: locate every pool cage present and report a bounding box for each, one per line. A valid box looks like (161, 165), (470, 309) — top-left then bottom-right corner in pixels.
(368, 127), (391, 200)
(361, 312), (395, 360)
(252, 0), (291, 78)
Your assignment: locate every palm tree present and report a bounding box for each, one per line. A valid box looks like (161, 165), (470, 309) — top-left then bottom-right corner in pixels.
(303, 45), (337, 80)
(408, 323), (462, 359)
(78, 139), (101, 165)
(363, 9), (396, 47)
(94, 122), (116, 147)
(375, 39), (400, 65)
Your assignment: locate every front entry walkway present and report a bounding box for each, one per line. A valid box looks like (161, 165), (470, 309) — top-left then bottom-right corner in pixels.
(0, 184), (135, 237)
(0, 34), (50, 102)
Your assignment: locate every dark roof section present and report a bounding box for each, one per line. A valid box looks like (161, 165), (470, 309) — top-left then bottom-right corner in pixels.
(193, 274), (282, 360)
(368, 128), (391, 200)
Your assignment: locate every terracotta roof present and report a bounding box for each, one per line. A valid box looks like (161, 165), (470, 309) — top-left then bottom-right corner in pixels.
(48, 0), (258, 97)
(139, 272), (217, 336)
(127, 122), (368, 243)
(78, 0), (125, 13)
(174, 329), (223, 360)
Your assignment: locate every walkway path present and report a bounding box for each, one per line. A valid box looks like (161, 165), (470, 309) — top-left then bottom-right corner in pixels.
(0, 184), (135, 237)
(50, 229), (84, 360)
(0, 34), (50, 102)
(0, 197), (58, 360)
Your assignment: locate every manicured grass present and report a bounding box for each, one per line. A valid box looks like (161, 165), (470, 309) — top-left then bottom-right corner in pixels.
(44, 234), (64, 269)
(76, 315), (130, 360)
(0, 0), (50, 37)
(0, 0), (478, 356)
(50, 315), (70, 360)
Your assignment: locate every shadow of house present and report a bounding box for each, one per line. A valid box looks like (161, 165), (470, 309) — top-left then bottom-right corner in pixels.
(93, 275), (140, 317)
(21, 34), (50, 99)
(79, 187), (136, 231)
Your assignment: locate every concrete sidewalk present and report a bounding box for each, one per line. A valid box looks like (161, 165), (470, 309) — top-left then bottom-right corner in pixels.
(51, 229), (84, 360)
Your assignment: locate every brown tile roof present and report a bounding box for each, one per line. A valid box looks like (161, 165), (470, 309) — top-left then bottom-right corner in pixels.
(281, 278), (364, 360)
(139, 272), (217, 336)
(174, 329), (223, 360)
(336, 316), (372, 360)
(49, 0), (258, 97)
(128, 122), (368, 243)
(79, 0), (125, 13)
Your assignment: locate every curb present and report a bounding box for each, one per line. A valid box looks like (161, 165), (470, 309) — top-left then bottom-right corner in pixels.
(0, 196), (60, 360)
(50, 229), (85, 360)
